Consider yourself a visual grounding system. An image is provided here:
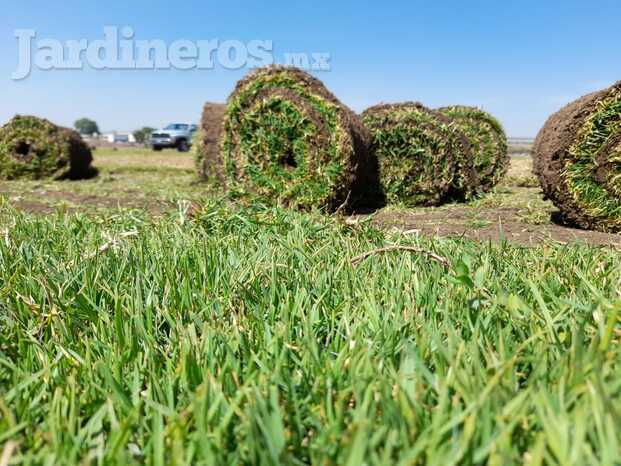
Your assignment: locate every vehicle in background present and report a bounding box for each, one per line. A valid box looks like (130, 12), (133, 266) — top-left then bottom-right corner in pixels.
(151, 124), (197, 152)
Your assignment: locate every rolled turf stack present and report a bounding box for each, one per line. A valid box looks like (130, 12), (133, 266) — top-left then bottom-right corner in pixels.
(362, 103), (476, 206)
(438, 106), (509, 192)
(220, 66), (381, 211)
(195, 102), (227, 181)
(0, 115), (94, 180)
(533, 81), (621, 232)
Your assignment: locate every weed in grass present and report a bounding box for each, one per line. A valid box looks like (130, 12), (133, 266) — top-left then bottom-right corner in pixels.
(464, 218), (494, 229)
(518, 202), (551, 225)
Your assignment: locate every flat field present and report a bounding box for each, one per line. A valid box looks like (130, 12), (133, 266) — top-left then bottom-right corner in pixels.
(0, 145), (620, 464)
(1, 146), (620, 247)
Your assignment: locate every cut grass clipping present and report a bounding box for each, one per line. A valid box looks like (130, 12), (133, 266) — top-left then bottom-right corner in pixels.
(0, 115), (95, 180)
(533, 81), (621, 232)
(438, 105), (509, 192)
(221, 66), (381, 211)
(195, 102), (226, 181)
(362, 103), (476, 206)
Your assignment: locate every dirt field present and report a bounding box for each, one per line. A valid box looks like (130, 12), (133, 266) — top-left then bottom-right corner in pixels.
(1, 144), (620, 247)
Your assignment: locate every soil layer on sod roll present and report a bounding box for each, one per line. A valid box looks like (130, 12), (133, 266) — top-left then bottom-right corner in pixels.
(195, 102), (227, 181)
(221, 66), (382, 211)
(438, 105), (508, 193)
(362, 102), (476, 206)
(0, 115), (95, 180)
(533, 81), (621, 232)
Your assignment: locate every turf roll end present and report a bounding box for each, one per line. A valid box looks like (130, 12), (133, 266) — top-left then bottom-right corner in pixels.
(195, 102), (227, 181)
(0, 115), (95, 180)
(221, 66), (382, 211)
(533, 81), (621, 232)
(362, 102), (476, 206)
(437, 105), (508, 192)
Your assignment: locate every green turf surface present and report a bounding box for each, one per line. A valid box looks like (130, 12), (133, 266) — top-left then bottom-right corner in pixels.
(1, 201), (619, 464)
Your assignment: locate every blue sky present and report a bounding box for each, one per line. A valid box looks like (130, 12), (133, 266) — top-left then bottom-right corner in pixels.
(1, 0), (620, 137)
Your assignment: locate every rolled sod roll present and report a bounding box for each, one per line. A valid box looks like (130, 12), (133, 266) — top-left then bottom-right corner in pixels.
(195, 102), (227, 181)
(533, 81), (621, 232)
(362, 103), (476, 206)
(0, 115), (95, 180)
(220, 66), (381, 211)
(437, 106), (508, 192)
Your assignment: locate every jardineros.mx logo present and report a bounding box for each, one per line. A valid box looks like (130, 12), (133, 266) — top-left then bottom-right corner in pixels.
(12, 26), (331, 80)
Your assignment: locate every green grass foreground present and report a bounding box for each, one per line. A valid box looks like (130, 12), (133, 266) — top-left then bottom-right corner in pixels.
(0, 202), (620, 465)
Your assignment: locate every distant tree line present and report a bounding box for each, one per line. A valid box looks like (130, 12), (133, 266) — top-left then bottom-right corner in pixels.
(74, 118), (99, 136)
(74, 118), (155, 145)
(133, 127), (155, 144)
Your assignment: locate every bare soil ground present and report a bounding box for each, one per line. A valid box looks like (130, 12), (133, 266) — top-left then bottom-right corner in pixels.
(1, 145), (620, 247)
(368, 202), (621, 247)
(357, 156), (621, 247)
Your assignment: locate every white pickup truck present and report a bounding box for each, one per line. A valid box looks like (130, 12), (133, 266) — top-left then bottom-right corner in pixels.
(151, 123), (198, 152)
